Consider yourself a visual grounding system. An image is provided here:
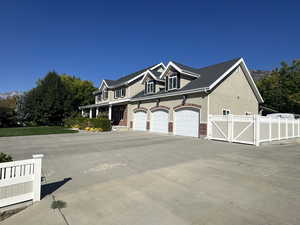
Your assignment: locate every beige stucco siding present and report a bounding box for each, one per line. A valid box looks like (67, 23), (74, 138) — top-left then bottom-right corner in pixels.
(209, 66), (259, 115)
(128, 93), (208, 127)
(127, 80), (144, 98)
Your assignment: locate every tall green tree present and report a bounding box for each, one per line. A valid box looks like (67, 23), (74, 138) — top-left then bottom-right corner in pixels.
(22, 72), (96, 125)
(24, 71), (72, 125)
(257, 60), (300, 114)
(60, 74), (96, 113)
(0, 97), (17, 127)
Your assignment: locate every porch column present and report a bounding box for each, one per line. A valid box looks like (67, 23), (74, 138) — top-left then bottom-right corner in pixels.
(108, 105), (112, 120)
(96, 107), (99, 117)
(81, 109), (84, 117)
(89, 108), (93, 119)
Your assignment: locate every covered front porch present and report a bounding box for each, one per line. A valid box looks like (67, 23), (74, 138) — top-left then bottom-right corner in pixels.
(79, 103), (128, 126)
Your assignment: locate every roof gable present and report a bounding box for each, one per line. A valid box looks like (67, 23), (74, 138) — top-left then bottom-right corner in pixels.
(132, 58), (263, 103)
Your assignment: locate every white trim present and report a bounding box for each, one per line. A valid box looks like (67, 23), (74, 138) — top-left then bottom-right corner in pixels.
(208, 58), (264, 103)
(109, 98), (130, 105)
(159, 61), (182, 79)
(150, 62), (166, 70)
(126, 63), (166, 85)
(131, 87), (210, 102)
(99, 80), (108, 90)
(140, 70), (165, 84)
(240, 58), (264, 103)
(209, 59), (242, 90)
(159, 61), (200, 79)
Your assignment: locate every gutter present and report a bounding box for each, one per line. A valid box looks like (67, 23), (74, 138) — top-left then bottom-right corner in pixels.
(130, 87), (210, 102)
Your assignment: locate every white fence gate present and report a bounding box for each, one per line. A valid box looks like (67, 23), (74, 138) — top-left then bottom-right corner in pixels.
(0, 154), (43, 208)
(208, 115), (300, 146)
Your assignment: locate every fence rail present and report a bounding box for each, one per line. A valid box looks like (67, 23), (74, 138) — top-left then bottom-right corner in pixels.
(0, 154), (43, 208)
(208, 115), (300, 146)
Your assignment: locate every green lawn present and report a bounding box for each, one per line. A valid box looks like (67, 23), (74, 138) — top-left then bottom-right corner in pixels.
(0, 126), (78, 137)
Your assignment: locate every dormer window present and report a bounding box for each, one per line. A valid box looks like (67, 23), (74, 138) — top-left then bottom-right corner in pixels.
(115, 87), (126, 98)
(168, 75), (178, 90)
(146, 80), (155, 94)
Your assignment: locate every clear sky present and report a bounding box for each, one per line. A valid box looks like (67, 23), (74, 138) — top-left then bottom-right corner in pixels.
(0, 0), (299, 93)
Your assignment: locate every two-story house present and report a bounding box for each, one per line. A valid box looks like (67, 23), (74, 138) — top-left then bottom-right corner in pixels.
(79, 57), (263, 138)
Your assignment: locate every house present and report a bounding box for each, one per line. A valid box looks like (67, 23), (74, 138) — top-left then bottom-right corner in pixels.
(79, 57), (264, 137)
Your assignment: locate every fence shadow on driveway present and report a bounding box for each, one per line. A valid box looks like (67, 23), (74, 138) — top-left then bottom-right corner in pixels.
(41, 178), (72, 199)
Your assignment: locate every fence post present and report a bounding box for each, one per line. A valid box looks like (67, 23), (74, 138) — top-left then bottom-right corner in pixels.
(293, 119), (296, 138)
(207, 115), (211, 139)
(278, 118), (281, 140)
(227, 114), (233, 142)
(285, 118), (289, 139)
(269, 117), (272, 142)
(298, 119), (300, 137)
(254, 115), (260, 146)
(32, 154), (44, 202)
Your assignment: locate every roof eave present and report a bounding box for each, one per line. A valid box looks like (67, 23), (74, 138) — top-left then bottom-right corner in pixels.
(131, 87), (209, 102)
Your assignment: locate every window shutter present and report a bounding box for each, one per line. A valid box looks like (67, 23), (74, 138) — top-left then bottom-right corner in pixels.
(123, 88), (126, 97)
(177, 74), (180, 89)
(114, 90), (116, 99)
(145, 82), (147, 94)
(165, 78), (168, 92)
(153, 80), (156, 93)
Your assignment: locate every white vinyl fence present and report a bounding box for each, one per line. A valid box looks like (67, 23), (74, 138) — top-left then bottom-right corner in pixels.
(208, 115), (300, 146)
(0, 154), (43, 208)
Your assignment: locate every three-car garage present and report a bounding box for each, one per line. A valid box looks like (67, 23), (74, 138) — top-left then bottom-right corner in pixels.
(133, 106), (200, 138)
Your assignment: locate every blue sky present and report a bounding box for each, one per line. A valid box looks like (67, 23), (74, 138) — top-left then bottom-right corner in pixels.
(0, 0), (299, 93)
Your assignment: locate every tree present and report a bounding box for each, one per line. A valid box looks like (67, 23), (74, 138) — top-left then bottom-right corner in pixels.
(256, 60), (300, 114)
(22, 72), (96, 126)
(23, 71), (72, 125)
(60, 74), (96, 114)
(0, 97), (17, 127)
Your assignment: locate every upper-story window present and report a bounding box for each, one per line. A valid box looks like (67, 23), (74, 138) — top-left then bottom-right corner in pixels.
(102, 89), (108, 100)
(168, 75), (178, 90)
(114, 87), (126, 98)
(146, 80), (154, 94)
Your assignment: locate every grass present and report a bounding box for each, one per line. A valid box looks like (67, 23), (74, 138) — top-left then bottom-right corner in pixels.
(0, 126), (78, 137)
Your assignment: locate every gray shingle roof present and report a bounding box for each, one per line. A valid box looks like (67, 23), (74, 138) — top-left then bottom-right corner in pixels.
(132, 57), (241, 99)
(104, 65), (156, 87)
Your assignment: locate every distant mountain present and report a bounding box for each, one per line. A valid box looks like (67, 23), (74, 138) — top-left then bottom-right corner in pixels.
(250, 70), (272, 81)
(0, 91), (23, 99)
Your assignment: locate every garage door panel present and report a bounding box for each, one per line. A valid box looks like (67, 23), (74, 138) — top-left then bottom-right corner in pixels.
(134, 111), (147, 131)
(175, 109), (199, 137)
(150, 110), (168, 133)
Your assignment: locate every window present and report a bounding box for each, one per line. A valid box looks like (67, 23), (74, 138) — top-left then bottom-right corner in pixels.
(102, 89), (108, 100)
(146, 81), (154, 94)
(168, 76), (178, 90)
(115, 87), (126, 98)
(96, 95), (101, 102)
(222, 109), (231, 115)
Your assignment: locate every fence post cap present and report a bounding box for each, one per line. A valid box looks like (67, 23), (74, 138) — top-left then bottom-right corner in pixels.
(32, 154), (44, 159)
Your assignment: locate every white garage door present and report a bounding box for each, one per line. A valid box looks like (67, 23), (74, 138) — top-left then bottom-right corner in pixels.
(150, 110), (169, 133)
(175, 108), (199, 137)
(133, 111), (147, 131)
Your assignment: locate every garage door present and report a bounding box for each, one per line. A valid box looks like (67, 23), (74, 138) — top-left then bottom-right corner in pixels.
(175, 108), (199, 137)
(133, 111), (147, 131)
(150, 110), (169, 133)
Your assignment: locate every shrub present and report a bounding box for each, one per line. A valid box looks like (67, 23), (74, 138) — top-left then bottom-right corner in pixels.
(0, 153), (12, 163)
(89, 117), (111, 131)
(64, 116), (111, 131)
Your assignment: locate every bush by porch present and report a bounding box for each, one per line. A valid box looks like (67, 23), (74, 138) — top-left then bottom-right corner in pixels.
(64, 116), (111, 131)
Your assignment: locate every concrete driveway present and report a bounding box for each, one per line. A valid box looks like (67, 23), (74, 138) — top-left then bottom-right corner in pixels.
(1, 131), (300, 225)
